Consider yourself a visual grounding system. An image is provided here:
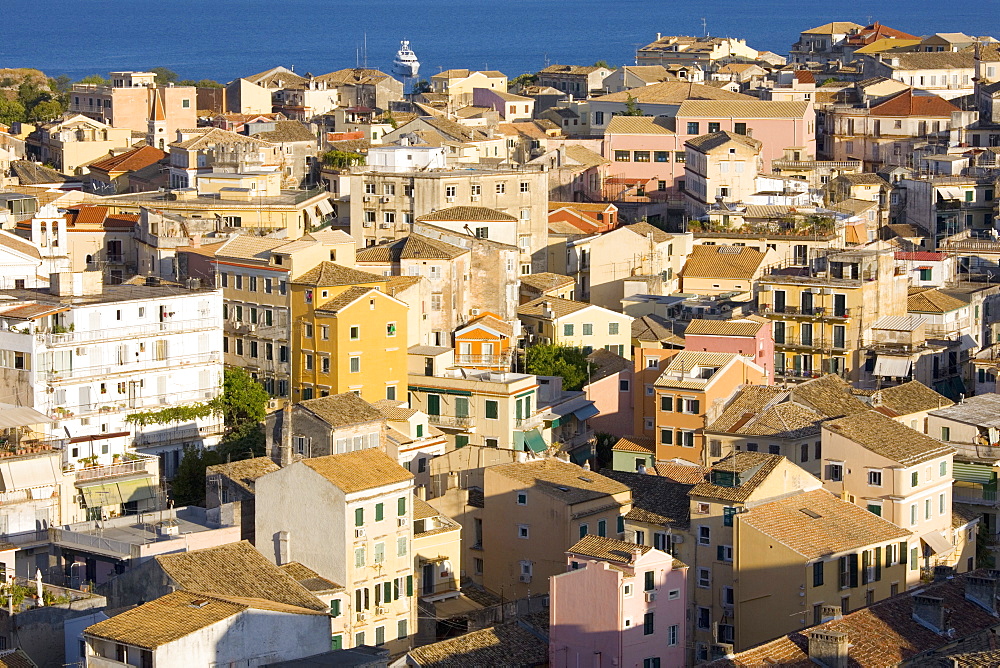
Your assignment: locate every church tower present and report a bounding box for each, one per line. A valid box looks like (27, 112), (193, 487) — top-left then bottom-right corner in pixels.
(147, 87), (167, 150)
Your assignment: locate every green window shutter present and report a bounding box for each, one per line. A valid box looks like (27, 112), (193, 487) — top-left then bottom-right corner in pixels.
(861, 550), (870, 585)
(355, 507), (364, 527)
(579, 524), (588, 539)
(406, 574), (414, 597)
(812, 561), (823, 587)
(617, 516), (625, 533)
(416, 424), (423, 438)
(898, 541), (908, 565)
(849, 553), (859, 588)
(455, 435), (469, 448)
(717, 545), (725, 561)
(331, 599), (341, 617)
(384, 581), (392, 602)
(486, 400), (499, 419)
(427, 394), (441, 416)
(398, 496), (407, 516)
(375, 503), (384, 521)
(875, 547), (882, 581)
(331, 634), (342, 651)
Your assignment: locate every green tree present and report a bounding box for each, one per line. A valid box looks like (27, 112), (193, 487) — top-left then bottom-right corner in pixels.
(321, 149), (363, 168)
(178, 79), (224, 88)
(412, 79), (432, 94)
(525, 343), (591, 391)
(170, 444), (222, 507)
(0, 96), (25, 125)
(622, 94), (643, 116)
(77, 74), (110, 86)
(27, 99), (63, 123)
(150, 67), (178, 86)
(593, 60), (611, 69)
(508, 73), (537, 91)
(216, 367), (269, 437)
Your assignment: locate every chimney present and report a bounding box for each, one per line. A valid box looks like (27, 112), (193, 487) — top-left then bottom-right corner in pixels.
(278, 404), (293, 466)
(965, 575), (999, 614)
(819, 605), (842, 623)
(808, 630), (849, 668)
(631, 546), (643, 562)
(933, 565), (955, 582)
(191, 234), (201, 248)
(912, 595), (945, 633)
(275, 530), (290, 565)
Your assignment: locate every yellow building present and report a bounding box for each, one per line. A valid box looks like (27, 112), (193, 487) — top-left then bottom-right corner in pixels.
(759, 247), (908, 381)
(290, 262), (409, 403)
(735, 488), (912, 651)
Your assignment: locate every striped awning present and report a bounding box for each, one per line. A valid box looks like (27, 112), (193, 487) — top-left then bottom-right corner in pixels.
(523, 429), (547, 453)
(873, 356), (911, 377)
(953, 463), (995, 484)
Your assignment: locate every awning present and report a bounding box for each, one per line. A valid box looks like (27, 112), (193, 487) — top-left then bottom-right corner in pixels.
(954, 463), (996, 484)
(573, 403), (600, 421)
(316, 199), (334, 216)
(79, 482), (123, 508)
(116, 477), (157, 503)
(523, 429), (547, 453)
(921, 530), (955, 556)
(0, 404), (53, 429)
(873, 356), (912, 377)
(569, 448), (591, 465)
(938, 187), (962, 200)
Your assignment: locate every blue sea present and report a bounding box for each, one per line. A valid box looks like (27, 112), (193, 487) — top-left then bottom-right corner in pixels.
(0, 0), (987, 83)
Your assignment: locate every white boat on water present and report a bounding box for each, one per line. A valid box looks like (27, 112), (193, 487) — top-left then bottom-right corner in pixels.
(393, 40), (419, 78)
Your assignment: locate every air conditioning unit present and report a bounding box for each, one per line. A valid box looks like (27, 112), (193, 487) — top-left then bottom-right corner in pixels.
(519, 574), (532, 583)
(268, 398), (279, 410)
(381, 196), (391, 203)
(363, 196), (372, 202)
(470, 308), (481, 316)
(758, 284), (772, 292)
(356, 612), (367, 622)
(379, 223), (390, 229)
(397, 517), (408, 527)
(76, 347), (87, 355)
(355, 528), (366, 538)
(723, 604), (734, 615)
(671, 534), (684, 544)
(645, 591), (657, 602)
(446, 196), (456, 203)
(247, 324), (257, 334)
(377, 606), (390, 615)
(471, 195), (480, 201)
(362, 221), (372, 228)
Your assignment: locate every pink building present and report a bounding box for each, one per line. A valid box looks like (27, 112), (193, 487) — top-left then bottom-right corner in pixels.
(584, 349), (634, 438)
(550, 535), (687, 668)
(674, 99), (815, 172)
(603, 116), (685, 196)
(472, 88), (535, 121)
(683, 317), (775, 384)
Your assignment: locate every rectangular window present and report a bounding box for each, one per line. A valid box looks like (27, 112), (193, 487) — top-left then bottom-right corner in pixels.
(644, 570), (655, 591)
(940, 460), (947, 477)
(355, 507), (364, 526)
(485, 400), (499, 419)
(634, 151), (650, 162)
(654, 151), (669, 162)
(643, 612), (654, 635)
(912, 471), (919, 487)
(350, 356), (360, 373)
(354, 547), (365, 568)
(563, 323), (574, 336)
(941, 427), (950, 442)
(868, 470), (882, 486)
(813, 561), (824, 587)
(614, 150), (630, 162)
(697, 607), (710, 630)
(375, 503), (384, 521)
(397, 536), (407, 557)
(582, 323), (593, 336)
(398, 496), (407, 516)
(687, 122), (700, 135)
(350, 325), (360, 340)
(698, 525), (710, 545)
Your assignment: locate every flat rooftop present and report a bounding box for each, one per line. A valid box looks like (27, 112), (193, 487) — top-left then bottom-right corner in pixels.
(64, 507), (225, 546)
(102, 189), (328, 208)
(0, 282), (214, 306)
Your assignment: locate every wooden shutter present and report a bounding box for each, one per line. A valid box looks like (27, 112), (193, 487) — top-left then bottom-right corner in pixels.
(849, 553), (859, 588)
(406, 575), (413, 597)
(875, 547), (882, 581)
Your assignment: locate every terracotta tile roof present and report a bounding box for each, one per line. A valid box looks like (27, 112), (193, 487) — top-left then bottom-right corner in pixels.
(597, 82), (753, 104)
(896, 250), (945, 261)
(567, 534), (652, 564)
(385, 275), (422, 294)
(10, 161), (72, 185)
(684, 318), (764, 338)
(172, 127), (274, 151)
(278, 562), (343, 593)
(686, 130), (762, 153)
(416, 116), (491, 143)
(690, 451), (785, 503)
(908, 288), (967, 313)
(540, 64), (607, 75)
(372, 399), (418, 421)
(0, 230), (40, 259)
(790, 374), (869, 418)
(299, 392), (383, 428)
(586, 348), (631, 382)
(708, 386), (826, 439)
(461, 313), (514, 338)
(652, 461), (709, 484)
(604, 115), (674, 135)
(604, 472), (691, 531)
(251, 120), (317, 144)
(406, 619), (547, 668)
(826, 410), (955, 466)
(873, 380), (953, 416)
(244, 66), (307, 88)
(316, 285), (378, 314)
(88, 145), (166, 174)
(301, 448), (413, 493)
(740, 489), (911, 559)
(612, 435), (655, 454)
(870, 90), (961, 117)
(801, 21), (863, 34)
(706, 385), (784, 431)
(517, 296), (592, 319)
(417, 206), (517, 223)
(292, 261), (385, 286)
(708, 570), (1000, 668)
(215, 235), (287, 263)
(563, 144), (609, 168)
(519, 272), (575, 292)
(155, 541), (326, 611)
(678, 100), (810, 119)
(622, 221), (672, 243)
(0, 649), (35, 668)
(680, 244), (766, 280)
(355, 235), (466, 263)
(316, 68), (394, 86)
(488, 459), (629, 505)
(632, 314), (685, 345)
(206, 457), (279, 494)
(884, 51), (976, 71)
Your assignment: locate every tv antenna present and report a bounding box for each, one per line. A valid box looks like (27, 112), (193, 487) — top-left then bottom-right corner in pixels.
(702, 18), (708, 38)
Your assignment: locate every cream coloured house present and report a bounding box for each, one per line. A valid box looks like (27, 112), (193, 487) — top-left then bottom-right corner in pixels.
(518, 297), (633, 358)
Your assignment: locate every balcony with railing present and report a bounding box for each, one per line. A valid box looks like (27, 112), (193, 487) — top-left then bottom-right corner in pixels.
(428, 414), (475, 429)
(134, 421), (224, 448)
(40, 317), (221, 346)
(760, 304), (851, 319)
(775, 368), (824, 380)
(44, 351), (221, 384)
(456, 354), (508, 367)
(73, 452), (159, 483)
(954, 484), (999, 506)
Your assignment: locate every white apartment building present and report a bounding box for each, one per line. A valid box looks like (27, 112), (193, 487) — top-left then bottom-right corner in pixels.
(347, 167), (549, 274)
(0, 271), (224, 482)
(255, 448), (417, 654)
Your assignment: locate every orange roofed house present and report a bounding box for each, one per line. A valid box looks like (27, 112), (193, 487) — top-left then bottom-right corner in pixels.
(548, 201), (618, 234)
(453, 313), (514, 371)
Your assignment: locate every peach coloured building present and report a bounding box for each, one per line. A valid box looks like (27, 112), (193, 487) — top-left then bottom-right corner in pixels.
(453, 313), (514, 371)
(550, 535), (687, 668)
(603, 115), (685, 192)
